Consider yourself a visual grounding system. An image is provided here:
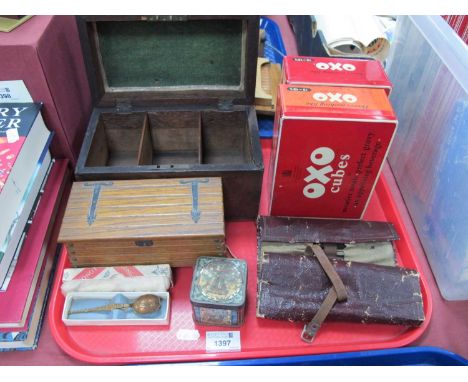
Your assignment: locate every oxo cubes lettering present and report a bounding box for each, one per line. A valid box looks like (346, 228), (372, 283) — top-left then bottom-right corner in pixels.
(303, 147), (350, 199)
(314, 61), (357, 72)
(268, 84), (397, 219)
(282, 56), (392, 95)
(312, 91), (358, 104)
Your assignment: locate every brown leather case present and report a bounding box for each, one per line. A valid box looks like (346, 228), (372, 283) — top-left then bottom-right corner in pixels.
(256, 216), (425, 334)
(257, 215), (400, 266)
(257, 250), (425, 327)
(257, 216), (399, 244)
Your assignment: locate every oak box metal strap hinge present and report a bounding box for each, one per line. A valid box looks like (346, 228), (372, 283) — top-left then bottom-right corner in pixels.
(180, 178), (209, 223)
(83, 181), (113, 225)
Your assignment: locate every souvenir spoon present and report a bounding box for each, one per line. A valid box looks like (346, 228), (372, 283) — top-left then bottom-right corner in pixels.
(69, 294), (161, 315)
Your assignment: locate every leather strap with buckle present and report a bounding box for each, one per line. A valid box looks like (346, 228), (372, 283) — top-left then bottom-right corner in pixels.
(301, 244), (348, 343)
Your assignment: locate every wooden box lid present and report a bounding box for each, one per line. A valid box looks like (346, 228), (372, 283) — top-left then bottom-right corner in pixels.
(58, 177), (224, 242)
(77, 16), (259, 108)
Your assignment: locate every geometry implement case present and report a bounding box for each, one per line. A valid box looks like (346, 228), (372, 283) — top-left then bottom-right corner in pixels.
(74, 16), (263, 220)
(256, 216), (425, 331)
(257, 250), (425, 328)
(57, 177), (225, 268)
(257, 215), (400, 266)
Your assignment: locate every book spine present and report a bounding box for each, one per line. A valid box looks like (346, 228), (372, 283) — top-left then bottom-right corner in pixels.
(0, 158), (54, 291)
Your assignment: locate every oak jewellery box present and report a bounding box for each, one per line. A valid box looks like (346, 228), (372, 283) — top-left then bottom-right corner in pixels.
(74, 16), (264, 220)
(57, 177), (225, 268)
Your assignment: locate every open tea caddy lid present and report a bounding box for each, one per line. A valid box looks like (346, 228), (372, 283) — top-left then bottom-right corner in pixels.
(77, 16), (259, 108)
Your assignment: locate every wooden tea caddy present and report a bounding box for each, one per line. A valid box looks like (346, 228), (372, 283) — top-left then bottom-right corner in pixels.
(75, 16), (263, 220)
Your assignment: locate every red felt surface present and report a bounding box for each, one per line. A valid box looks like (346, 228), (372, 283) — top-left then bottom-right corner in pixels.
(0, 15), (467, 366)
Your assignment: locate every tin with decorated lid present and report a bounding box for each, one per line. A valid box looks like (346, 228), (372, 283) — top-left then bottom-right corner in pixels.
(190, 256), (247, 327)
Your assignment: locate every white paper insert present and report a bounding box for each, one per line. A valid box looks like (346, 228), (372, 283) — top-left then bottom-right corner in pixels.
(206, 331), (241, 352)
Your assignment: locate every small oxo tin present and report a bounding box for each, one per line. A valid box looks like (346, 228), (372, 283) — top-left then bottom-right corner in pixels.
(282, 56), (392, 95)
(190, 256), (247, 327)
(268, 84), (397, 219)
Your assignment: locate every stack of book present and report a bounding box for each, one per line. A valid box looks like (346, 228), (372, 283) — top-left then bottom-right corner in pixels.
(0, 81), (67, 351)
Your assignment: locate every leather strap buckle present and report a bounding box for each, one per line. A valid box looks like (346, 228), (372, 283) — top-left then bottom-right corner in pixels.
(301, 245), (348, 344)
(301, 321), (321, 343)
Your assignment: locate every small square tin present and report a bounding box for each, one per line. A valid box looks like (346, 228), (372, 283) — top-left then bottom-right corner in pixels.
(190, 256), (247, 327)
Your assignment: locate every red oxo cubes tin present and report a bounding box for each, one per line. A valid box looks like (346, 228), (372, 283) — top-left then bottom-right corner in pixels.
(268, 84), (397, 219)
(282, 56), (392, 95)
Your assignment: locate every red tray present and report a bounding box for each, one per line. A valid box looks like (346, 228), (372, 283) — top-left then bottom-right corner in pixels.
(48, 141), (432, 364)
